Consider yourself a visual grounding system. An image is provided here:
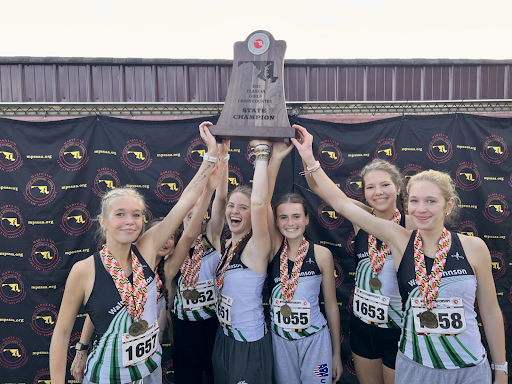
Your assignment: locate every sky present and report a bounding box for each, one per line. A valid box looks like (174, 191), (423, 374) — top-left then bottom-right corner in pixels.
(2, 0), (511, 60)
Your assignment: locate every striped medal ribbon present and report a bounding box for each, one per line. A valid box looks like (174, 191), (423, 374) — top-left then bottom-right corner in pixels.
(101, 246), (148, 334)
(413, 228), (450, 328)
(215, 232), (249, 292)
(367, 208), (401, 290)
(155, 272), (162, 294)
(279, 236), (309, 318)
(180, 234), (204, 300)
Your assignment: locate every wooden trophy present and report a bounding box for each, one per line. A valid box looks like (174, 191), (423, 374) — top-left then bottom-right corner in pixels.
(209, 30), (294, 141)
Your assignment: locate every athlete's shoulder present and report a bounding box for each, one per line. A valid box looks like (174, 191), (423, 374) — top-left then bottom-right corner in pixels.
(313, 243), (332, 257)
(313, 244), (333, 271)
(72, 254), (95, 274)
(457, 233), (490, 267)
(67, 255), (96, 295)
(456, 232), (487, 251)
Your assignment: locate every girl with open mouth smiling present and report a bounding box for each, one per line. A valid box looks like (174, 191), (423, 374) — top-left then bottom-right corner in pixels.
(212, 140), (273, 384)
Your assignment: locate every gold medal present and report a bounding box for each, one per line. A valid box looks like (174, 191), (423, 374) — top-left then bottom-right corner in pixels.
(369, 277), (382, 291)
(182, 289), (191, 300)
(281, 304), (292, 318)
(128, 320), (149, 337)
(190, 289), (200, 301)
(420, 310), (438, 329)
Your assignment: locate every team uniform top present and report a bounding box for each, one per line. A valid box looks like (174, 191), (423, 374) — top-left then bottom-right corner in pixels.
(216, 245), (267, 342)
(174, 235), (222, 321)
(353, 210), (405, 329)
(397, 231), (486, 369)
(84, 245), (162, 383)
(268, 240), (327, 340)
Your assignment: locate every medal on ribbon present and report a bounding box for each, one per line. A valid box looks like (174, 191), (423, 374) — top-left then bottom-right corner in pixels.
(215, 232), (249, 293)
(101, 246), (148, 336)
(279, 236), (309, 318)
(181, 234), (204, 300)
(413, 228), (451, 329)
(367, 208), (401, 291)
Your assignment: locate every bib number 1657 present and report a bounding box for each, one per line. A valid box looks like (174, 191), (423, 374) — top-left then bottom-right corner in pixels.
(122, 320), (159, 367)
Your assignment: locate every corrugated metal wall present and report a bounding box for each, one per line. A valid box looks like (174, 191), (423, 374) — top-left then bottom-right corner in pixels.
(0, 59), (510, 103)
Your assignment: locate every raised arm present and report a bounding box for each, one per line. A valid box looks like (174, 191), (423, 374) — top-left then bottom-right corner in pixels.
(137, 123), (219, 269)
(266, 142), (295, 256)
(291, 125), (410, 263)
(165, 163), (225, 280)
(244, 141), (272, 272)
(302, 158), (370, 234)
(207, 135), (230, 251)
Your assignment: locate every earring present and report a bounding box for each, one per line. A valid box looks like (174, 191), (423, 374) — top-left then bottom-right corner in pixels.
(445, 212), (450, 217)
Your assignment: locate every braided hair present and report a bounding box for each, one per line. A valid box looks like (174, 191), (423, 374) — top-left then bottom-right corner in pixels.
(146, 219), (176, 311)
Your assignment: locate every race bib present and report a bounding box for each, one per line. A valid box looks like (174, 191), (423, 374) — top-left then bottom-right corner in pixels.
(122, 320), (159, 367)
(273, 299), (311, 330)
(216, 293), (233, 325)
(181, 279), (216, 310)
(412, 297), (467, 336)
(353, 287), (389, 324)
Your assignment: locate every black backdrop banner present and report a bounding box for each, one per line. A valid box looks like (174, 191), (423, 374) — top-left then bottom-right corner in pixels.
(0, 114), (510, 384)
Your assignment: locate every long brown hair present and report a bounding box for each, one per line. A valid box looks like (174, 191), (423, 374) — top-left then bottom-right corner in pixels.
(360, 159), (405, 212)
(226, 185), (253, 259)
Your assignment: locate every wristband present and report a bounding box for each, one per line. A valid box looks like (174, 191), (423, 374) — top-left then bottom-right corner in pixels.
(223, 154), (230, 163)
(203, 153), (217, 163)
(491, 362), (508, 374)
(299, 161), (321, 176)
(75, 342), (89, 351)
(254, 144), (270, 151)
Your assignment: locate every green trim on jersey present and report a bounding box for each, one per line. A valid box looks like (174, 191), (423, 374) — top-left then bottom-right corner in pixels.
(174, 272), (216, 322)
(355, 258), (403, 329)
(85, 309), (161, 383)
(424, 335), (445, 369)
(270, 277), (325, 341)
(399, 276), (482, 369)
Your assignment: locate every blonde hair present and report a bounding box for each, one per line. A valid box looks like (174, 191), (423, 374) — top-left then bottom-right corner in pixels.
(95, 187), (147, 239)
(406, 170), (461, 225)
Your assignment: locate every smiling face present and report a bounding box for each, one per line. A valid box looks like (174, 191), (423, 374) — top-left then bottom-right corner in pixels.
(225, 192), (251, 235)
(276, 202), (309, 241)
(407, 180), (454, 230)
(363, 170), (400, 214)
(101, 196), (144, 245)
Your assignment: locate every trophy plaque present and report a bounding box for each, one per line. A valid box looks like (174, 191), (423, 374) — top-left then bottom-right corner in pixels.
(209, 30), (294, 141)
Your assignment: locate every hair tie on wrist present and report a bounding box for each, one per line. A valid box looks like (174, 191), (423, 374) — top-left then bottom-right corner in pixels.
(203, 154), (217, 163)
(223, 154), (230, 163)
(299, 161), (321, 176)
